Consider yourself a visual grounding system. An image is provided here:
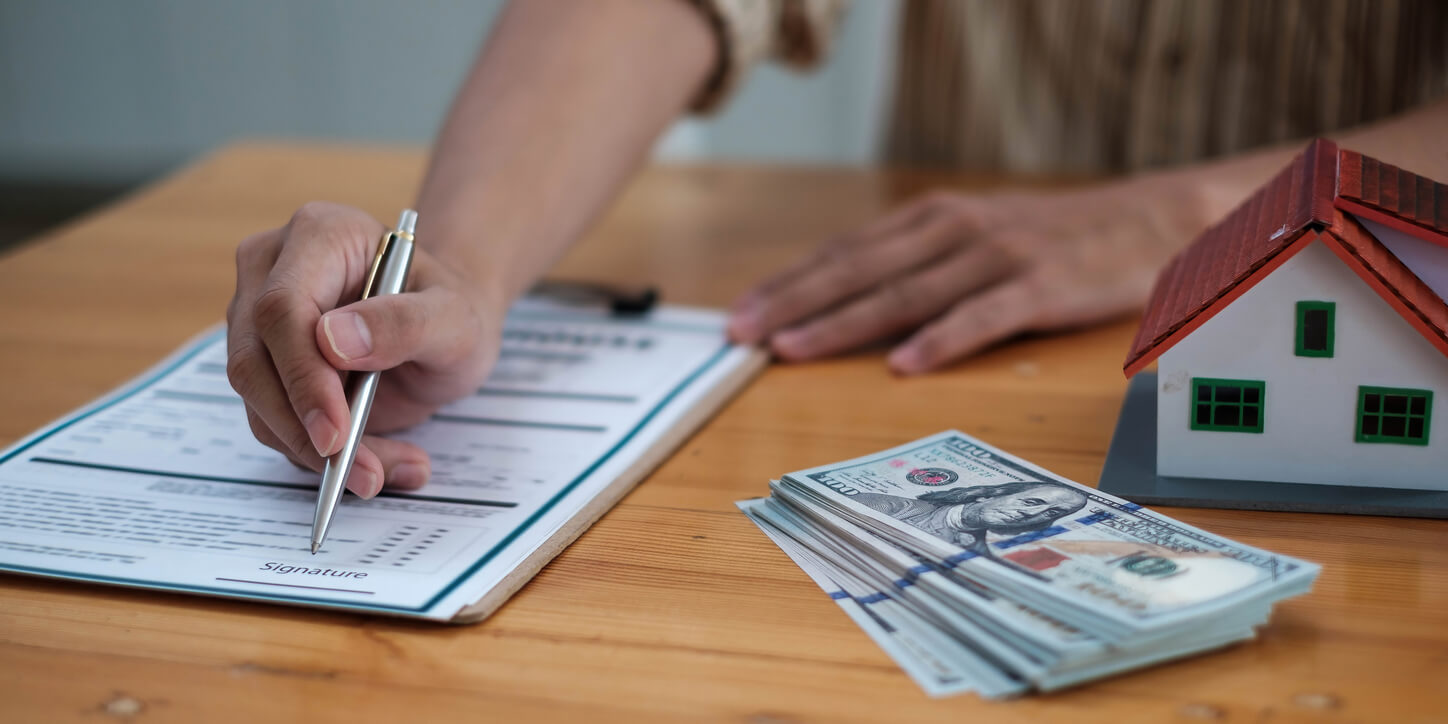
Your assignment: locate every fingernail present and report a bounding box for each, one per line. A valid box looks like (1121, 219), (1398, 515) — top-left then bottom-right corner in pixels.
(303, 409), (339, 456)
(888, 346), (922, 374)
(323, 312), (372, 361)
(770, 330), (807, 359)
(348, 468), (381, 499)
(390, 462), (429, 489)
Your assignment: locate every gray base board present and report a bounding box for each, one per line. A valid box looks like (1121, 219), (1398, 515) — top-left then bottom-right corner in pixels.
(1097, 373), (1448, 518)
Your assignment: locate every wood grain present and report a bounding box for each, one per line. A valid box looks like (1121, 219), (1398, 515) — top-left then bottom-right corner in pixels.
(1, 143), (1444, 723)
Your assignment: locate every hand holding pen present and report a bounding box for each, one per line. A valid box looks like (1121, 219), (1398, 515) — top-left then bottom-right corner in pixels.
(224, 202), (505, 528)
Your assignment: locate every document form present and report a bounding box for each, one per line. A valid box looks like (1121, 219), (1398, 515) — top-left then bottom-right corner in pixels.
(0, 299), (763, 621)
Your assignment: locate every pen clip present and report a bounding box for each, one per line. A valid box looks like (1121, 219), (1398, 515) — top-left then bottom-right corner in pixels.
(360, 232), (394, 300)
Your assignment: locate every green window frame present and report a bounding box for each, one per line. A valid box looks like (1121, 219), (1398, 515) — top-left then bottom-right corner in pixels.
(1356, 386), (1432, 445)
(1295, 301), (1335, 357)
(1190, 378), (1266, 433)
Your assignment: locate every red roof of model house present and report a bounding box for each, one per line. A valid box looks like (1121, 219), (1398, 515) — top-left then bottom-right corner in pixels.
(1123, 139), (1448, 377)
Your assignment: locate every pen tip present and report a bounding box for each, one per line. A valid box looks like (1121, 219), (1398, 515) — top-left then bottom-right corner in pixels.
(310, 541), (320, 555)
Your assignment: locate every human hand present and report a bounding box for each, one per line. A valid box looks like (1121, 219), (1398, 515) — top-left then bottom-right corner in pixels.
(226, 202), (503, 497)
(727, 179), (1203, 373)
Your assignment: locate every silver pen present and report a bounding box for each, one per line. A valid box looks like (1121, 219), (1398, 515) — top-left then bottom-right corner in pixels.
(310, 209), (418, 554)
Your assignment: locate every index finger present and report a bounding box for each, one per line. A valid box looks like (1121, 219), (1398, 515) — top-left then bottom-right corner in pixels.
(253, 205), (385, 457)
(729, 212), (970, 345)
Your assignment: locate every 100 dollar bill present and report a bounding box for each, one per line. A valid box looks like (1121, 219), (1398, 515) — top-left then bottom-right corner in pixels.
(777, 431), (1319, 636)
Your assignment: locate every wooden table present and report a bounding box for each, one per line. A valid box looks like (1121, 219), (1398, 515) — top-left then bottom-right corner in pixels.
(1, 144), (1444, 723)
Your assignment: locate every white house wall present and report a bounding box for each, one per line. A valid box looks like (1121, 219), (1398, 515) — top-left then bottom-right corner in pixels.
(1155, 237), (1448, 490)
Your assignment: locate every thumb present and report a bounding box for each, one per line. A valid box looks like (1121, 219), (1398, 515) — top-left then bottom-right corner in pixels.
(316, 286), (479, 372)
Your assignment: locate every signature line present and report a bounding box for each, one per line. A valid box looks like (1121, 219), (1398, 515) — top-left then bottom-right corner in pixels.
(215, 577), (375, 595)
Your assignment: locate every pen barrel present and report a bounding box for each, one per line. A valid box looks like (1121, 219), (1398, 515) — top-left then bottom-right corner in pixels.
(312, 368), (379, 548)
(370, 232), (415, 297)
(311, 224), (417, 549)
(326, 230), (415, 494)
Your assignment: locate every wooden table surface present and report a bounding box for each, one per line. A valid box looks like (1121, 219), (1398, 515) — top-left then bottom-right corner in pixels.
(0, 143), (1444, 724)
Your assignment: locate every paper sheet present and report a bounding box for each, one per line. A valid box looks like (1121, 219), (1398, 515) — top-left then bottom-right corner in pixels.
(0, 299), (758, 619)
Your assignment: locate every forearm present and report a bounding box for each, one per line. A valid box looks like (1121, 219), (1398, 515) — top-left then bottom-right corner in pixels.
(1152, 98), (1448, 234)
(414, 0), (718, 306)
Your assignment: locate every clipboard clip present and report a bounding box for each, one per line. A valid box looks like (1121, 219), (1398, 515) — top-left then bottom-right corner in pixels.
(529, 280), (659, 317)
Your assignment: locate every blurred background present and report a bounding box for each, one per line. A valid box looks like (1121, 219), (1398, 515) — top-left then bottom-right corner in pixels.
(0, 0), (899, 246)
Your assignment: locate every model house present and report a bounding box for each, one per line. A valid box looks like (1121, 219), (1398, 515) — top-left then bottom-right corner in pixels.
(1124, 139), (1448, 491)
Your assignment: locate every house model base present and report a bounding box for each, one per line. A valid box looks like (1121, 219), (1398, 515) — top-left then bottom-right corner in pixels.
(1098, 373), (1448, 518)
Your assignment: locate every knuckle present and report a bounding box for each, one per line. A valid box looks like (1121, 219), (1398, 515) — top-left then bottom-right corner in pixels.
(251, 285), (301, 337)
(979, 297), (1033, 337)
(821, 231), (864, 256)
(880, 279), (924, 315)
(770, 289), (817, 324)
(273, 352), (319, 392)
(823, 245), (872, 282)
(245, 411), (272, 445)
(762, 280), (809, 313)
(970, 300), (1013, 335)
(371, 300), (425, 360)
(235, 231), (270, 266)
(289, 202), (378, 250)
(813, 321), (854, 352)
(226, 344), (263, 398)
(289, 201), (335, 229)
(818, 237), (855, 265)
(938, 209), (983, 239)
(279, 425), (312, 459)
(397, 296), (429, 334)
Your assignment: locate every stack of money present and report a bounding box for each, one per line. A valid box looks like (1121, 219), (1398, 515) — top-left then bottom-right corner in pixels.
(738, 431), (1319, 698)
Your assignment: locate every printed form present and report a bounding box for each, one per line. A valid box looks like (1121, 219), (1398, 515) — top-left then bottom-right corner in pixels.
(0, 300), (759, 620)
